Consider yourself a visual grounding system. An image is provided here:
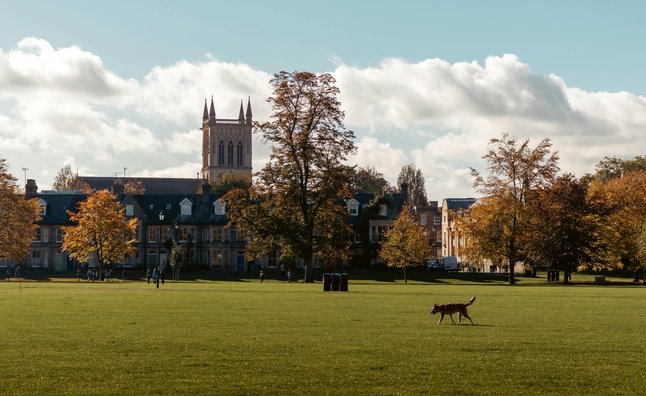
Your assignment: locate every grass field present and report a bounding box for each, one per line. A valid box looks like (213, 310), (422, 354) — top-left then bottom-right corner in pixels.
(0, 272), (644, 395)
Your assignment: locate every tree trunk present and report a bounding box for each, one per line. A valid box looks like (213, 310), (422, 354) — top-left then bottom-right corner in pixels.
(508, 263), (515, 285)
(404, 267), (407, 284)
(303, 256), (314, 283)
(563, 270), (570, 285)
(633, 269), (640, 282)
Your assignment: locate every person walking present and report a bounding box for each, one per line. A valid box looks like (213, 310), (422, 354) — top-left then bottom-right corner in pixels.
(259, 269), (265, 283)
(146, 268), (151, 284)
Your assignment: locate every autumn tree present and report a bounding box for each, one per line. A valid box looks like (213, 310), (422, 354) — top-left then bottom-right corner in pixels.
(397, 164), (428, 207)
(62, 190), (137, 277)
(470, 133), (559, 284)
(379, 204), (432, 283)
(124, 179), (146, 194)
(0, 158), (41, 263)
(586, 170), (646, 281)
(53, 165), (89, 191)
(353, 166), (391, 195)
(458, 197), (507, 270)
(594, 155), (646, 182)
(524, 174), (594, 284)
(224, 71), (356, 282)
(208, 173), (252, 196)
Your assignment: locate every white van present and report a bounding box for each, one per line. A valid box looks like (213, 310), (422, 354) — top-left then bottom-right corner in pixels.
(439, 256), (460, 272)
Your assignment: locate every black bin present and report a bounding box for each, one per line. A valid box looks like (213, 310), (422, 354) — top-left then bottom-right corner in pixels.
(323, 273), (332, 291)
(331, 273), (341, 291)
(339, 273), (348, 292)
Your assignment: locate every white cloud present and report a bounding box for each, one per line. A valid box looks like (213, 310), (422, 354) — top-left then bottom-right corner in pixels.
(1, 38), (645, 201)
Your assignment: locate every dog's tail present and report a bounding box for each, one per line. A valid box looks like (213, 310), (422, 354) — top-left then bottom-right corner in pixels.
(467, 296), (476, 305)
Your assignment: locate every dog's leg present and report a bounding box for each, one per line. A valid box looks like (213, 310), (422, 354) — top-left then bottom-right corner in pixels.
(462, 310), (474, 325)
(438, 313), (444, 324)
(449, 314), (457, 324)
(456, 312), (462, 324)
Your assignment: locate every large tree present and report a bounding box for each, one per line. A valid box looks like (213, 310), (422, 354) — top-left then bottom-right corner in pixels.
(524, 174), (594, 284)
(224, 71), (356, 282)
(379, 204), (432, 283)
(0, 158), (41, 263)
(353, 166), (391, 195)
(586, 170), (646, 281)
(397, 164), (428, 207)
(594, 155), (646, 182)
(458, 197), (507, 271)
(62, 190), (138, 276)
(470, 133), (559, 284)
(52, 165), (89, 191)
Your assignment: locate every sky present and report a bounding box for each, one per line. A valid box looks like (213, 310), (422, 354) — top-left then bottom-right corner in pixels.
(1, 0), (645, 202)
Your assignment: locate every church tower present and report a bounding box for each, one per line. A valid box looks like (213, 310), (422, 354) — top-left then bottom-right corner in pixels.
(201, 96), (253, 180)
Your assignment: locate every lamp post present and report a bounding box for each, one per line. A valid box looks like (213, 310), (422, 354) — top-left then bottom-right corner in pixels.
(158, 211), (164, 288)
(174, 223), (179, 281)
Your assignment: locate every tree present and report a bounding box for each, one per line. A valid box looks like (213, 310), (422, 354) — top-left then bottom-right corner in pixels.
(0, 158), (41, 263)
(62, 190), (138, 277)
(594, 155), (646, 181)
(124, 179), (145, 194)
(397, 164), (428, 207)
(524, 174), (594, 284)
(224, 71), (356, 282)
(52, 165), (89, 191)
(458, 197), (507, 271)
(586, 170), (646, 281)
(379, 204), (432, 283)
(470, 133), (559, 284)
(208, 173), (252, 196)
(353, 166), (391, 195)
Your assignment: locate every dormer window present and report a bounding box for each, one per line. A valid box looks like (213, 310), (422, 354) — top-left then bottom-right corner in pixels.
(37, 199), (47, 216)
(125, 204), (134, 217)
(347, 199), (359, 216)
(214, 199), (226, 215)
(179, 198), (192, 216)
(379, 204), (387, 216)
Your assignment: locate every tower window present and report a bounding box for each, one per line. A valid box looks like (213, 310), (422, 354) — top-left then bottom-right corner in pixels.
(218, 141), (224, 165)
(237, 142), (243, 166)
(227, 141), (234, 166)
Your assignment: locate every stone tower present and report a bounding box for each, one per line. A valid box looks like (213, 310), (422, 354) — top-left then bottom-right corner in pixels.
(201, 96), (253, 180)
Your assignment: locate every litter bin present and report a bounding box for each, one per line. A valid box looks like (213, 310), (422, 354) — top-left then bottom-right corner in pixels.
(339, 273), (348, 292)
(323, 273), (332, 291)
(331, 273), (341, 291)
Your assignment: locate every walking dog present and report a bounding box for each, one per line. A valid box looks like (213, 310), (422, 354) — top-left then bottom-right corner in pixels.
(431, 296), (476, 324)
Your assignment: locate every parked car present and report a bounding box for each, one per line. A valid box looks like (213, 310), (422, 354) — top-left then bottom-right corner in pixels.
(426, 259), (440, 271)
(439, 256), (460, 272)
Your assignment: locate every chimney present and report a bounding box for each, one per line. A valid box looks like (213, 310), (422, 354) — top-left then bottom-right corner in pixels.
(400, 183), (409, 203)
(25, 179), (38, 198)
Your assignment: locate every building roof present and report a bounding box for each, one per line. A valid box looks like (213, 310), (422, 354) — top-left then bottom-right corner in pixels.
(80, 176), (202, 195)
(443, 198), (477, 211)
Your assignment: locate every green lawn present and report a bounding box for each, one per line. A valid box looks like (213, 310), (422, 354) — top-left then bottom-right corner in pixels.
(0, 274), (644, 395)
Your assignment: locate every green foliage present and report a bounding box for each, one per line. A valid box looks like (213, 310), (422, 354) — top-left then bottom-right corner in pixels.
(396, 163), (428, 207)
(594, 155), (646, 181)
(353, 166), (391, 195)
(208, 173), (251, 196)
(225, 71), (356, 281)
(379, 204), (432, 282)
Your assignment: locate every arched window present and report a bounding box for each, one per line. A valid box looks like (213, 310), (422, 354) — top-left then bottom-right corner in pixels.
(227, 141), (234, 166)
(218, 141), (225, 165)
(237, 142), (243, 166)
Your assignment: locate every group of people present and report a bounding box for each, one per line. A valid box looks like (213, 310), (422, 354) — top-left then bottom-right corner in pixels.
(259, 264), (294, 282)
(4, 266), (20, 280)
(79, 268), (127, 282)
(145, 267), (165, 285)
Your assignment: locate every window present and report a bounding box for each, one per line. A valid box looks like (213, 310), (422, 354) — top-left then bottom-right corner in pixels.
(148, 227), (159, 243)
(212, 227), (222, 242)
(237, 142), (243, 166)
(180, 199), (192, 216)
(55, 228), (64, 243)
(37, 199), (47, 216)
(178, 227), (194, 242)
(31, 250), (41, 267)
(420, 214), (428, 225)
(437, 231), (442, 242)
(212, 249), (231, 269)
(41, 227), (49, 243)
(354, 233), (361, 243)
(379, 204), (387, 216)
(434, 216), (441, 226)
(125, 204), (134, 216)
(347, 200), (359, 216)
(34, 227), (41, 242)
(370, 225), (388, 242)
(214, 199), (226, 215)
(218, 141), (225, 165)
(227, 141), (234, 166)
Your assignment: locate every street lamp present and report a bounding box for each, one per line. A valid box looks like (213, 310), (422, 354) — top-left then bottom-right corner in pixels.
(174, 223), (179, 281)
(158, 211), (164, 288)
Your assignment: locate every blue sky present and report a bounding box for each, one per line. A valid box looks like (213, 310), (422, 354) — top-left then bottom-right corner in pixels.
(1, 1), (645, 200)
